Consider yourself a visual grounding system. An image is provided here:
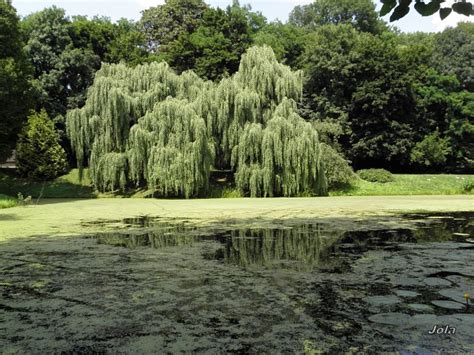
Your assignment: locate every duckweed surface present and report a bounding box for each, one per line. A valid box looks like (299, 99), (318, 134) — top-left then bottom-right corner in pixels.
(1, 213), (473, 353)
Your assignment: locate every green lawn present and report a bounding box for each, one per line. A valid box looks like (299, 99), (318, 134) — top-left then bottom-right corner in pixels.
(331, 174), (474, 196)
(0, 168), (96, 199)
(0, 169), (472, 210)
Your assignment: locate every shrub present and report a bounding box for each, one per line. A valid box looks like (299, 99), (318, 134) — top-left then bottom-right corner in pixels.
(462, 179), (474, 193)
(320, 143), (356, 188)
(0, 194), (17, 209)
(357, 168), (394, 183)
(410, 130), (451, 167)
(16, 110), (68, 180)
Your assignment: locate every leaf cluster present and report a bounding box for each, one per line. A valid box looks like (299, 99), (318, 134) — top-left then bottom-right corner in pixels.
(381, 0), (473, 22)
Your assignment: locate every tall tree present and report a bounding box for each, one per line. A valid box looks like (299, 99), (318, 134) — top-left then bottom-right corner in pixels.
(69, 16), (151, 66)
(162, 1), (265, 80)
(105, 19), (152, 66)
(16, 110), (68, 180)
(432, 22), (474, 91)
(140, 0), (208, 52)
(412, 69), (474, 170)
(289, 0), (386, 34)
(66, 46), (328, 197)
(0, 0), (32, 162)
(301, 25), (417, 169)
(22, 7), (101, 119)
(253, 21), (307, 68)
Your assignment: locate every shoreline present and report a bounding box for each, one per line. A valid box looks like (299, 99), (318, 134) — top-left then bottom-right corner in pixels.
(1, 195), (473, 240)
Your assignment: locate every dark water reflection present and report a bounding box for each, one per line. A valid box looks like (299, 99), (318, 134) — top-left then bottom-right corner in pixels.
(1, 212), (473, 354)
(94, 213), (473, 271)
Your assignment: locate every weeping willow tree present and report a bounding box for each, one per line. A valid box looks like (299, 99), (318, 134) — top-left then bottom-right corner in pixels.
(66, 62), (213, 196)
(128, 98), (213, 197)
(66, 46), (328, 197)
(231, 99), (326, 197)
(196, 46), (326, 196)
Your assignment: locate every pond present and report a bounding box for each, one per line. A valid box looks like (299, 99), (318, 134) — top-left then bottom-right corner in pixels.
(1, 212), (473, 353)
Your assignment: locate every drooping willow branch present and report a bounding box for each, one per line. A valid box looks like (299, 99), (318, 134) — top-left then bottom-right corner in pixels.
(66, 46), (328, 197)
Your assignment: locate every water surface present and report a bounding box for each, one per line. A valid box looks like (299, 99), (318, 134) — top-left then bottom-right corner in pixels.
(1, 213), (473, 353)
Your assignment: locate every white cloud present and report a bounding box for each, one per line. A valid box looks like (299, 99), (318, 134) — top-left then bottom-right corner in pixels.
(432, 0), (474, 31)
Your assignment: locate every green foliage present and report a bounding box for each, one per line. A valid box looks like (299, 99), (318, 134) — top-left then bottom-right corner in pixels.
(130, 98), (213, 197)
(253, 22), (306, 68)
(232, 99), (327, 197)
(301, 25), (417, 168)
(140, 0), (208, 52)
(0, 168), (95, 198)
(22, 7), (101, 120)
(67, 61), (213, 196)
(410, 130), (451, 168)
(331, 174), (473, 196)
(0, 0), (32, 162)
(69, 16), (151, 67)
(66, 46), (328, 197)
(289, 0), (386, 34)
(0, 194), (17, 209)
(357, 169), (394, 183)
(161, 2), (265, 80)
(310, 120), (344, 148)
(412, 68), (474, 170)
(22, 7), (152, 122)
(320, 144), (356, 188)
(105, 19), (152, 66)
(462, 178), (474, 192)
(381, 0), (473, 22)
(432, 22), (474, 92)
(16, 110), (68, 180)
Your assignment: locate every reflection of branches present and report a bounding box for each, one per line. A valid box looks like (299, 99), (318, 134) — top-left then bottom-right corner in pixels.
(223, 225), (343, 270)
(96, 225), (197, 249)
(381, 0), (473, 22)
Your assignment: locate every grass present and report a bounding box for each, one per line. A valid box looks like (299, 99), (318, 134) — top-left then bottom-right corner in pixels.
(0, 194), (17, 209)
(0, 169), (472, 210)
(330, 174), (474, 196)
(0, 168), (96, 200)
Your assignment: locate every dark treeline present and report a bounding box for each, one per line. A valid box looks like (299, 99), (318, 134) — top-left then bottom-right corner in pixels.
(0, 0), (473, 181)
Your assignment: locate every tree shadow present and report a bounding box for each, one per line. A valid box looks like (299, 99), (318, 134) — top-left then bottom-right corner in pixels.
(0, 214), (19, 221)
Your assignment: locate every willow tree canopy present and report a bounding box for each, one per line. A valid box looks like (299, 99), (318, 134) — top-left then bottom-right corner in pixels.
(66, 46), (327, 197)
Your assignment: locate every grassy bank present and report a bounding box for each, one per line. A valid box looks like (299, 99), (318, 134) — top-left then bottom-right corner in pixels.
(0, 169), (472, 208)
(0, 194), (16, 209)
(0, 168), (96, 199)
(331, 174), (474, 196)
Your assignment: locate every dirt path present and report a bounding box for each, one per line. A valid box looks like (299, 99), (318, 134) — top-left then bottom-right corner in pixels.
(0, 195), (473, 239)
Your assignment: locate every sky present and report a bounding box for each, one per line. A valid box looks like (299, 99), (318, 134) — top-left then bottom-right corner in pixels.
(12, 0), (474, 33)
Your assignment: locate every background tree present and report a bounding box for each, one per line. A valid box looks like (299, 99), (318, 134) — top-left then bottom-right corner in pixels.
(253, 21), (307, 68)
(301, 25), (417, 169)
(16, 110), (68, 180)
(432, 22), (474, 91)
(0, 0), (32, 162)
(105, 19), (152, 66)
(140, 0), (208, 52)
(162, 1), (265, 80)
(22, 7), (101, 120)
(289, 0), (386, 34)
